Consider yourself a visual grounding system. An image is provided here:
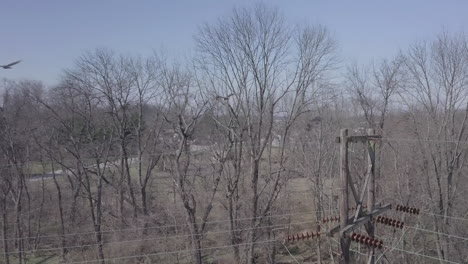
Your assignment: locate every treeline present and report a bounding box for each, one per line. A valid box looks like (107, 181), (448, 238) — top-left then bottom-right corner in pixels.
(1, 4), (468, 264)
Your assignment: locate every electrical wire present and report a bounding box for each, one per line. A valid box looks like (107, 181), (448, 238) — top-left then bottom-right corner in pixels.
(332, 228), (463, 264)
(382, 137), (468, 144)
(406, 225), (468, 242)
(420, 211), (468, 222)
(282, 242), (300, 264)
(0, 143), (296, 169)
(1, 220), (312, 255)
(0, 136), (466, 170)
(385, 245), (461, 264)
(0, 209), (337, 242)
(64, 239), (279, 263)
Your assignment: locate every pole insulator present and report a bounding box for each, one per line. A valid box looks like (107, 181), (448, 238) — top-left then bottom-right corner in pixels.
(375, 216), (404, 229)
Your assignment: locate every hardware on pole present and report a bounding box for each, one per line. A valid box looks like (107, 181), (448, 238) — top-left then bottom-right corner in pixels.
(334, 128), (386, 264)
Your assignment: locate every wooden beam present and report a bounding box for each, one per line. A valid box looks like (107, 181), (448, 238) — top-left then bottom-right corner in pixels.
(348, 135), (381, 143)
(366, 128), (376, 264)
(327, 204), (391, 236)
(353, 172), (370, 222)
(340, 204), (391, 236)
(339, 129), (350, 264)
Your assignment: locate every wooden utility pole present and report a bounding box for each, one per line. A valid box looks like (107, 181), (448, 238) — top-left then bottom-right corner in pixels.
(333, 128), (387, 264)
(339, 129), (350, 263)
(366, 128), (376, 264)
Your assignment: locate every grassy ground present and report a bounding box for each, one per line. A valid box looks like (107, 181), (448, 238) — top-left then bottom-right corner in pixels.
(15, 155), (339, 263)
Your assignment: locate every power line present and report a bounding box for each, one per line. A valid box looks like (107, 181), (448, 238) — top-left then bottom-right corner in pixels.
(382, 137), (468, 144)
(0, 209), (337, 242)
(282, 242), (300, 264)
(27, 210), (460, 262)
(346, 233), (461, 264)
(420, 211), (468, 222)
(2, 220), (314, 255)
(406, 225), (468, 242)
(64, 239), (279, 263)
(376, 224), (468, 242)
(0, 143), (292, 169)
(386, 246), (461, 264)
(0, 137), (466, 170)
(373, 225), (467, 263)
(330, 237), (367, 257)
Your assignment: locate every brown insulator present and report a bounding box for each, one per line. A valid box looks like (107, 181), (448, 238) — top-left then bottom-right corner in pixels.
(364, 237), (371, 245)
(378, 241), (383, 249)
(372, 239), (379, 248)
(359, 236), (366, 244)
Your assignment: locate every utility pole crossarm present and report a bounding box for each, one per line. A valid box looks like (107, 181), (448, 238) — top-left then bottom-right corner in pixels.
(335, 135), (381, 143)
(327, 204), (391, 236)
(340, 204), (391, 235)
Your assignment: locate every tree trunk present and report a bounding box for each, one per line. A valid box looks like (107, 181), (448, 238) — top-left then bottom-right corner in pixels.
(52, 164), (67, 261)
(15, 199), (23, 264)
(228, 195), (241, 263)
(186, 210), (203, 264)
(247, 160), (260, 264)
(122, 147), (138, 219)
(1, 197), (10, 264)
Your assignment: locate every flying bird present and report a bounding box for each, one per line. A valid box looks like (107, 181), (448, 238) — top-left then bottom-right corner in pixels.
(215, 93), (234, 101)
(1, 60), (21, 69)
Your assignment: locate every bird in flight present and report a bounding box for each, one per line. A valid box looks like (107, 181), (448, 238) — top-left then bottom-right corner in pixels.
(215, 93), (235, 101)
(1, 60), (21, 69)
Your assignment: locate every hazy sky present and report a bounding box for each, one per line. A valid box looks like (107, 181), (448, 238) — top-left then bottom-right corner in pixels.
(2, 0), (467, 86)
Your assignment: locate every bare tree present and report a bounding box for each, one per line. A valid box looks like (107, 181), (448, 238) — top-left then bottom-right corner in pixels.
(126, 55), (163, 223)
(0, 81), (45, 264)
(398, 32), (468, 262)
(39, 72), (116, 263)
(196, 4), (337, 263)
(0, 167), (12, 264)
(159, 61), (223, 264)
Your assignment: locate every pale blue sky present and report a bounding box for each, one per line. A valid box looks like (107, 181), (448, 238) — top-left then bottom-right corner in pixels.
(1, 0), (467, 85)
